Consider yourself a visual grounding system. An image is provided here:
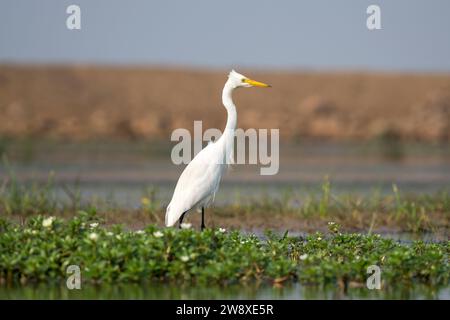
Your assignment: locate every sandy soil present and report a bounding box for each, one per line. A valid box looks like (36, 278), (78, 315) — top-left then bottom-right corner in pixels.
(0, 65), (449, 142)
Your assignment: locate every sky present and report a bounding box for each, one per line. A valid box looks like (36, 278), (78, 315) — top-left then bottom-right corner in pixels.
(1, 0), (450, 72)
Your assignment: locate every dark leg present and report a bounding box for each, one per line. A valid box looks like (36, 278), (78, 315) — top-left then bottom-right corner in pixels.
(178, 211), (187, 229)
(201, 207), (206, 231)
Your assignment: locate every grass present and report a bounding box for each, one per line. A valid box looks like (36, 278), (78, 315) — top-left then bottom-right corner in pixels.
(0, 171), (449, 234)
(0, 213), (448, 287)
(0, 170), (58, 216)
(230, 177), (449, 232)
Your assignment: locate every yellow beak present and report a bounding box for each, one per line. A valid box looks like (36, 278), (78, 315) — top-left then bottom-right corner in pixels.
(243, 78), (271, 88)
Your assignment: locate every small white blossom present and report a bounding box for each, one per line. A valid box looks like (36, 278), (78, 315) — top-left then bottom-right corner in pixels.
(42, 217), (55, 228)
(317, 237), (322, 241)
(89, 222), (99, 229)
(180, 255), (189, 262)
(153, 231), (163, 238)
(219, 228), (226, 233)
(135, 230), (145, 235)
(300, 254), (308, 260)
(88, 232), (99, 241)
(106, 232), (114, 236)
(180, 223), (192, 229)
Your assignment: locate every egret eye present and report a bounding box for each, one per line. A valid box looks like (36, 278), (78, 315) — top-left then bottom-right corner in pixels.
(241, 78), (246, 83)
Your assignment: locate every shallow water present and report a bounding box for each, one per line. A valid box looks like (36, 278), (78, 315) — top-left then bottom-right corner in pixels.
(1, 282), (448, 300)
(2, 141), (450, 207)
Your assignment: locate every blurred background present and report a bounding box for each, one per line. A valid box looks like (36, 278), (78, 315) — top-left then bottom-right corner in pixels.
(0, 0), (449, 206)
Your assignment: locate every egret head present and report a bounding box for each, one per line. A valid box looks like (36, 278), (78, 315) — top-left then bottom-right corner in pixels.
(227, 70), (271, 89)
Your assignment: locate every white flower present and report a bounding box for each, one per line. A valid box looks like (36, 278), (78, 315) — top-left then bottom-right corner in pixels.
(42, 217), (55, 228)
(300, 254), (308, 260)
(135, 230), (145, 235)
(106, 232), (114, 236)
(31, 230), (38, 235)
(219, 228), (226, 233)
(115, 235), (122, 240)
(180, 223), (192, 229)
(88, 232), (99, 241)
(180, 255), (189, 262)
(317, 237), (322, 241)
(89, 222), (99, 229)
(153, 231), (163, 238)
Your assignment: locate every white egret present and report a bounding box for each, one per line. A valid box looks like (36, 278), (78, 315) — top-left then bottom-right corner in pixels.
(165, 70), (270, 230)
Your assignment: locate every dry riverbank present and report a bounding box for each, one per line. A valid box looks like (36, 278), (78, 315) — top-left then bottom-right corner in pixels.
(1, 65), (449, 142)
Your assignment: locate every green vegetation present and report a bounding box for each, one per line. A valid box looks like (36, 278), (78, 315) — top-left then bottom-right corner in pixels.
(0, 213), (448, 287)
(0, 167), (448, 289)
(224, 181), (449, 233)
(0, 171), (449, 233)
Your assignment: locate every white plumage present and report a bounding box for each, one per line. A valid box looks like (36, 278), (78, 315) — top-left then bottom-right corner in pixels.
(165, 70), (270, 229)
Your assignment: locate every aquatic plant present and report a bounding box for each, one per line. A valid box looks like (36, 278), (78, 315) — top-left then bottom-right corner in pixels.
(0, 213), (447, 287)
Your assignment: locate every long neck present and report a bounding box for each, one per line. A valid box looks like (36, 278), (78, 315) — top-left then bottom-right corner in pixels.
(222, 81), (237, 133)
(217, 80), (237, 165)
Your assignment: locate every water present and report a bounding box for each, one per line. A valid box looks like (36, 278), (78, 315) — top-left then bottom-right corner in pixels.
(1, 283), (448, 300)
(1, 141), (450, 207)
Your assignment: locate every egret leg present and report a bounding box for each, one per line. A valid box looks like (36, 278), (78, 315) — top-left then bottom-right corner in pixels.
(178, 211), (187, 229)
(201, 207), (206, 231)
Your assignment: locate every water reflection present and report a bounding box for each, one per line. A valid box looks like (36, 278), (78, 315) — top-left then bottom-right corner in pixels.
(1, 282), (448, 300)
